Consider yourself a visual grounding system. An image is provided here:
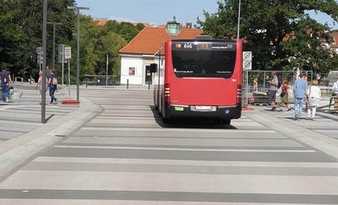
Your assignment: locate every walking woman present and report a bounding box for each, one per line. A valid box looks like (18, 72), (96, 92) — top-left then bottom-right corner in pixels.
(307, 80), (321, 120)
(280, 80), (290, 110)
(0, 69), (12, 102)
(48, 71), (58, 104)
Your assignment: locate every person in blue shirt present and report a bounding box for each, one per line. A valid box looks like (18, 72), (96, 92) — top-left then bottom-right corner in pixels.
(293, 73), (308, 120)
(0, 69), (12, 102)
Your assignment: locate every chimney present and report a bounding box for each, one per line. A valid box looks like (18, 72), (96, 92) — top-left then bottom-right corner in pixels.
(186, 23), (192, 29)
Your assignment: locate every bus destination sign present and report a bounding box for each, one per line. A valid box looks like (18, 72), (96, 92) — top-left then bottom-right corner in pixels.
(173, 41), (235, 51)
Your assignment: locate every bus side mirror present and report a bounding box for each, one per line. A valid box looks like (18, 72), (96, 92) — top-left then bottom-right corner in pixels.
(150, 63), (158, 73)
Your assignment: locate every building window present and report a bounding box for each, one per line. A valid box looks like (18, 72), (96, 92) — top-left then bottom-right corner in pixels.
(129, 67), (135, 76)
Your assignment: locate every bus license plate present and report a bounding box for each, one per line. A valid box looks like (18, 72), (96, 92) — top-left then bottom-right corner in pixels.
(193, 106), (216, 112)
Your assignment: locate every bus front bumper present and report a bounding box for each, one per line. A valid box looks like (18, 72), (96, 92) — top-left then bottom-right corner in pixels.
(167, 105), (241, 120)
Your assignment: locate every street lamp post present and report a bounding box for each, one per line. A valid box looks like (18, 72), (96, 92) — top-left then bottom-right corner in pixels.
(47, 22), (62, 72)
(68, 6), (89, 102)
(236, 0), (247, 107)
(41, 0), (48, 123)
(237, 0), (241, 40)
(106, 54), (109, 87)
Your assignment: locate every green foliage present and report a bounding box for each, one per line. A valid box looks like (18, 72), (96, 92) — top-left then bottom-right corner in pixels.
(0, 0), (25, 70)
(200, 0), (338, 74)
(105, 20), (144, 42)
(76, 15), (146, 80)
(0, 1), (143, 81)
(0, 0), (76, 79)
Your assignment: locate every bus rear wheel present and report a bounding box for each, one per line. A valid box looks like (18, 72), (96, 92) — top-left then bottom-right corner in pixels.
(162, 116), (173, 124)
(223, 119), (231, 126)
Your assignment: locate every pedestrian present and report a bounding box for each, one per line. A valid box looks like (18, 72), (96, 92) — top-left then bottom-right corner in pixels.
(329, 78), (338, 109)
(316, 73), (321, 84)
(307, 80), (321, 120)
(0, 69), (12, 102)
(279, 80), (290, 110)
(48, 71), (58, 104)
(293, 73), (308, 120)
(37, 71), (46, 96)
(268, 72), (279, 111)
(253, 78), (258, 92)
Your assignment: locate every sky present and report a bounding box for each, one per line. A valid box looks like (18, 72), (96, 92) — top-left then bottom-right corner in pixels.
(76, 0), (338, 29)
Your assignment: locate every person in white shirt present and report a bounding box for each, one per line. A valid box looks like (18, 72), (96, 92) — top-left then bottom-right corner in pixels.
(333, 79), (338, 95)
(307, 80), (321, 120)
(329, 79), (338, 109)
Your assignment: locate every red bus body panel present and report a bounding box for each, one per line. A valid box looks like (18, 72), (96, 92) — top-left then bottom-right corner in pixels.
(164, 40), (243, 107)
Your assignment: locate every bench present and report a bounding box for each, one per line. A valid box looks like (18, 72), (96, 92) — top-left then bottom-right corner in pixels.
(329, 96), (338, 112)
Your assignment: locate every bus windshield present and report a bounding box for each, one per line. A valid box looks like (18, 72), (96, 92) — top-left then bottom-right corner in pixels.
(172, 41), (236, 78)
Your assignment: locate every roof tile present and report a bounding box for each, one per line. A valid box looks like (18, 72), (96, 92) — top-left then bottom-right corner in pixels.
(119, 26), (202, 55)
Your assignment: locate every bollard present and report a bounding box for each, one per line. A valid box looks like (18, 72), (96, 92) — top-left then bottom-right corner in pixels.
(148, 82), (150, 90)
(126, 79), (129, 89)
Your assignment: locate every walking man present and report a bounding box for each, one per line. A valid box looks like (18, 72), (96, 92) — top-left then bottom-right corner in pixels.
(293, 73), (308, 120)
(329, 78), (338, 109)
(0, 69), (12, 102)
(268, 72), (279, 111)
(48, 71), (58, 104)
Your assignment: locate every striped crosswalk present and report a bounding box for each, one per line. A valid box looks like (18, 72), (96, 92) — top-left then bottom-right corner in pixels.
(0, 87), (338, 204)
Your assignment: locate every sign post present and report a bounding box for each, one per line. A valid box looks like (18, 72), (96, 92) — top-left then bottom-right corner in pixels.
(41, 0), (47, 123)
(58, 44), (65, 86)
(243, 51), (252, 108)
(68, 60), (71, 96)
(64, 46), (72, 96)
(36, 47), (44, 70)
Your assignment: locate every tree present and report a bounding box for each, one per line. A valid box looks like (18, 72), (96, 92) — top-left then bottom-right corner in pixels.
(0, 1), (143, 81)
(105, 20), (144, 42)
(0, 0), (76, 79)
(200, 0), (338, 73)
(0, 0), (25, 71)
(76, 15), (127, 80)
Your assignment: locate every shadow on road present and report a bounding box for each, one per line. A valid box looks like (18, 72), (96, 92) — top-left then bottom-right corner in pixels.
(149, 105), (237, 129)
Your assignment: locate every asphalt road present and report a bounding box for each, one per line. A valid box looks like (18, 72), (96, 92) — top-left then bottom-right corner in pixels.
(0, 87), (338, 205)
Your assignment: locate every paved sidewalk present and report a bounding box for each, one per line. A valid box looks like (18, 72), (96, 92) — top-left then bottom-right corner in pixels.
(249, 107), (338, 160)
(0, 85), (79, 144)
(0, 86), (101, 181)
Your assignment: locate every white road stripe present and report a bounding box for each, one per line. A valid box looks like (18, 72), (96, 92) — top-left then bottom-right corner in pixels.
(2, 171), (338, 194)
(53, 145), (315, 153)
(314, 130), (338, 133)
(0, 105), (23, 111)
(81, 127), (275, 133)
(0, 199), (325, 205)
(34, 157), (338, 168)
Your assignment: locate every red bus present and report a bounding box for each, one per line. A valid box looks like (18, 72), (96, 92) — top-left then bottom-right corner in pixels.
(153, 38), (243, 125)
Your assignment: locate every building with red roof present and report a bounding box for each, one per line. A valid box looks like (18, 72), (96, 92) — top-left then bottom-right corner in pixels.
(119, 23), (202, 85)
(331, 30), (338, 53)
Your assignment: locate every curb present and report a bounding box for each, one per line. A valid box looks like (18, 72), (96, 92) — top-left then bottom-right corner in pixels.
(247, 110), (338, 161)
(317, 112), (338, 122)
(0, 97), (101, 182)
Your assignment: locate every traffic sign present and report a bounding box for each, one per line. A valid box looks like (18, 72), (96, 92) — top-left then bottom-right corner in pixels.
(36, 47), (44, 65)
(243, 51), (252, 71)
(64, 46), (72, 60)
(58, 44), (65, 63)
